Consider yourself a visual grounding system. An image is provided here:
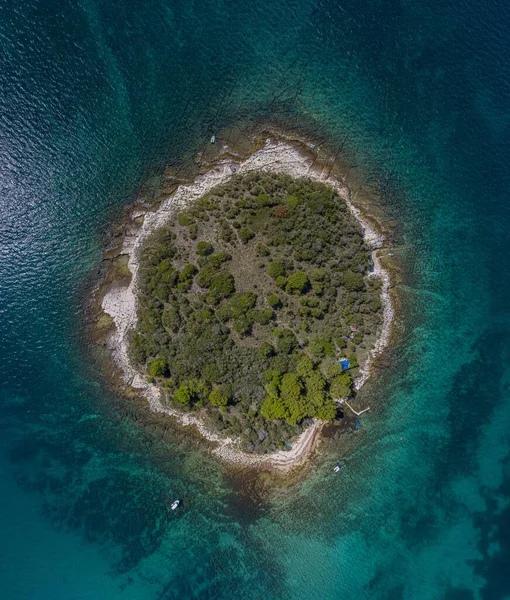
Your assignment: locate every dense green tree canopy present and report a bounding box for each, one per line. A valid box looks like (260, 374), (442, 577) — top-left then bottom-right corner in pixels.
(130, 172), (382, 453)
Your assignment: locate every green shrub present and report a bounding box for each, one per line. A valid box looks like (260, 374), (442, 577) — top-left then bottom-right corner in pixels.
(275, 275), (287, 288)
(320, 357), (342, 379)
(177, 280), (192, 292)
(195, 310), (213, 322)
(311, 281), (324, 295)
(177, 212), (193, 226)
(197, 267), (216, 288)
(239, 227), (255, 244)
(347, 353), (358, 368)
(174, 382), (193, 404)
(209, 387), (229, 407)
(162, 308), (181, 332)
(179, 264), (198, 281)
(268, 260), (286, 279)
(259, 342), (275, 358)
(316, 399), (337, 421)
(275, 329), (296, 354)
(174, 379), (207, 405)
(130, 332), (148, 364)
(286, 271), (309, 295)
(205, 251), (231, 268)
(330, 372), (352, 399)
(147, 358), (168, 378)
(220, 223), (235, 244)
(196, 241), (214, 256)
(230, 292), (257, 317)
(161, 268), (179, 286)
(188, 224), (198, 239)
(248, 309), (273, 326)
(203, 363), (220, 383)
(270, 354), (291, 375)
(257, 245), (271, 257)
(255, 193), (273, 207)
(296, 356), (314, 378)
(370, 298), (382, 311)
(233, 316), (253, 336)
(308, 338), (335, 359)
(305, 371), (326, 394)
(280, 373), (306, 426)
(216, 304), (231, 322)
(310, 268), (326, 281)
(344, 270), (365, 291)
(209, 271), (235, 297)
(267, 293), (281, 309)
(260, 394), (287, 421)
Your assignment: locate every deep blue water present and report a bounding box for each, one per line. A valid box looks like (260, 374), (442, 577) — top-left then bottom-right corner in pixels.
(1, 0), (509, 598)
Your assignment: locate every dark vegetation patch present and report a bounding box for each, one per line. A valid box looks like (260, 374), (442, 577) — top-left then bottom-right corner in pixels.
(130, 172), (382, 452)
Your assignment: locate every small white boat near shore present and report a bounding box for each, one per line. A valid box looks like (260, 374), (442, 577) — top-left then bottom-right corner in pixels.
(171, 500), (180, 510)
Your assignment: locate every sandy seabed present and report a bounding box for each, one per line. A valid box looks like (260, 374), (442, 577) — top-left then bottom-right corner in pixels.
(101, 139), (394, 473)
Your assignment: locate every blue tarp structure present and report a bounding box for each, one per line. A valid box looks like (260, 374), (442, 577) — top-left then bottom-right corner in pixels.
(339, 358), (351, 370)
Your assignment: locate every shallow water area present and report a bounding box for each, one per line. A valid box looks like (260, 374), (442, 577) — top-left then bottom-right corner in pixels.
(1, 0), (509, 598)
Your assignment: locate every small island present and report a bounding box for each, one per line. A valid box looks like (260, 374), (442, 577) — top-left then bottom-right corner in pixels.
(101, 139), (392, 471)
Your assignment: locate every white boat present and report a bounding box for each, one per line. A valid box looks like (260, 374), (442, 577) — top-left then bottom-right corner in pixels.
(333, 464), (343, 473)
(210, 135), (216, 144)
(171, 500), (180, 510)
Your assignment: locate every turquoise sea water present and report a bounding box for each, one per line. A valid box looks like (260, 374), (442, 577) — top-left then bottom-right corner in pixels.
(1, 1), (509, 598)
